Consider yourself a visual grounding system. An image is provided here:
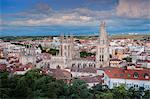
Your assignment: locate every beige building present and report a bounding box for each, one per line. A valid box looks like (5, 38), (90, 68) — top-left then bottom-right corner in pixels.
(96, 21), (110, 67)
(37, 21), (110, 69)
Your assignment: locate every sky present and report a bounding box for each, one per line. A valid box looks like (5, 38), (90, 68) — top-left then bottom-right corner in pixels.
(0, 0), (150, 36)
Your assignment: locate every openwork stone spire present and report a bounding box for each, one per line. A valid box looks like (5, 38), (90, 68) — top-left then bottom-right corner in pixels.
(96, 21), (109, 68)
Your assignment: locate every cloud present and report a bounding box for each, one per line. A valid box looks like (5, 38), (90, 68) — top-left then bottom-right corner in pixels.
(116, 0), (150, 19)
(1, 0), (150, 35)
(1, 1), (115, 27)
(2, 5), (114, 26)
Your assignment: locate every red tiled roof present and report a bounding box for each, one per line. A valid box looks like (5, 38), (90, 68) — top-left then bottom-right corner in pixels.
(86, 56), (96, 61)
(7, 63), (33, 73)
(0, 64), (7, 71)
(50, 69), (71, 79)
(103, 67), (150, 81)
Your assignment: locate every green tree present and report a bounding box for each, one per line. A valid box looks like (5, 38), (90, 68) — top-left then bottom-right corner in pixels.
(38, 44), (43, 51)
(112, 85), (129, 99)
(127, 87), (146, 99)
(69, 79), (92, 99)
(13, 77), (29, 98)
(48, 48), (59, 55)
(96, 92), (114, 99)
(80, 51), (95, 58)
(123, 57), (132, 62)
(91, 84), (111, 99)
(143, 90), (150, 99)
(0, 71), (10, 98)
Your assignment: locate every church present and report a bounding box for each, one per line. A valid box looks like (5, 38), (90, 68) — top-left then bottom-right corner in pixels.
(37, 21), (110, 69)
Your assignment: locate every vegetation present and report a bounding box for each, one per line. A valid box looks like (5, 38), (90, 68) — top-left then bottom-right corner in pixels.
(123, 56), (132, 62)
(80, 51), (95, 58)
(110, 34), (150, 40)
(38, 44), (59, 55)
(48, 48), (59, 55)
(0, 69), (149, 99)
(0, 36), (46, 41)
(11, 42), (32, 48)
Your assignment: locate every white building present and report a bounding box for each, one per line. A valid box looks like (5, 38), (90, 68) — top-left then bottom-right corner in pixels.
(98, 67), (150, 90)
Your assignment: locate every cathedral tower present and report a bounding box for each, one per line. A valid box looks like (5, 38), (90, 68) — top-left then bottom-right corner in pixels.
(60, 34), (74, 67)
(96, 21), (109, 68)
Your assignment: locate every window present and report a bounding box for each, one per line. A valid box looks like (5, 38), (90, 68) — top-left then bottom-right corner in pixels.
(64, 46), (67, 49)
(113, 83), (117, 87)
(94, 64), (96, 67)
(120, 74), (124, 77)
(89, 63), (93, 67)
(57, 65), (60, 69)
(133, 72), (139, 78)
(72, 64), (75, 67)
(144, 73), (149, 79)
(83, 64), (86, 68)
(134, 85), (136, 87)
(99, 56), (101, 61)
(78, 63), (81, 68)
(127, 74), (131, 78)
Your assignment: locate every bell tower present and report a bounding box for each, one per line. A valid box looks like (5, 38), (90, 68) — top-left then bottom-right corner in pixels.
(60, 34), (74, 67)
(96, 21), (109, 68)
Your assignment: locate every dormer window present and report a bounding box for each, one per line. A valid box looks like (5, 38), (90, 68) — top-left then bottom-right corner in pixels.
(120, 74), (124, 77)
(127, 74), (131, 78)
(24, 67), (27, 70)
(144, 73), (149, 79)
(72, 64), (75, 67)
(133, 72), (139, 78)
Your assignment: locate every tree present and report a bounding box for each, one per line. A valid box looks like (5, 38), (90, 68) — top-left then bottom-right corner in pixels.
(112, 85), (129, 99)
(96, 92), (113, 99)
(143, 90), (150, 99)
(91, 84), (111, 99)
(123, 57), (132, 62)
(48, 48), (59, 55)
(38, 44), (43, 50)
(1, 69), (148, 99)
(80, 51), (95, 58)
(127, 87), (146, 99)
(69, 79), (92, 99)
(0, 71), (10, 98)
(13, 77), (29, 98)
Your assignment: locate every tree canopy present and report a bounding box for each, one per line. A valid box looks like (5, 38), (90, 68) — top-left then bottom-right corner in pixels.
(0, 70), (149, 99)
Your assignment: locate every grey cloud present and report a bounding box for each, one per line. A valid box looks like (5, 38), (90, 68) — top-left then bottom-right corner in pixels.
(2, 0), (149, 28)
(116, 0), (150, 19)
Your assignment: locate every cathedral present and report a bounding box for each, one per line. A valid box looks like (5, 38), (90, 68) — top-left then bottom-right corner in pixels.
(37, 21), (110, 69)
(96, 21), (110, 67)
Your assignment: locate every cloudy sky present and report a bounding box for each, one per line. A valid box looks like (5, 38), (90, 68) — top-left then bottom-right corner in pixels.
(0, 0), (150, 36)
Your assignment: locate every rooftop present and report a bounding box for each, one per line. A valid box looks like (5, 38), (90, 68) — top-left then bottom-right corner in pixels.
(102, 67), (150, 81)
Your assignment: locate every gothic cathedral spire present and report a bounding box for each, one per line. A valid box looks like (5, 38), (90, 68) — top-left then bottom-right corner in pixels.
(96, 21), (109, 68)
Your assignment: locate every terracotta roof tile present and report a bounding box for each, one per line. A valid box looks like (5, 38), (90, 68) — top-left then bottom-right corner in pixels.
(103, 67), (150, 81)
(48, 69), (72, 80)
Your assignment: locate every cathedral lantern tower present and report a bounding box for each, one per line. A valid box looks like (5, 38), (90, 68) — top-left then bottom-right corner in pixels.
(96, 21), (109, 68)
